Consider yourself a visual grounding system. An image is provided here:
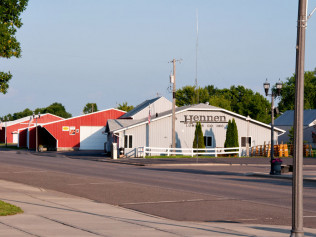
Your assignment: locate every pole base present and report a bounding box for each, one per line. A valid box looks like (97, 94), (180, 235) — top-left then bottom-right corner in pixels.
(290, 229), (304, 237)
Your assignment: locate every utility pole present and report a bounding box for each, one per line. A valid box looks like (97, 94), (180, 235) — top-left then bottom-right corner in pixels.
(4, 117), (7, 147)
(291, 0), (307, 236)
(170, 58), (182, 152)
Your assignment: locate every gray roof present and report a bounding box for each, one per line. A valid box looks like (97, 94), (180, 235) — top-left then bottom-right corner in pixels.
(106, 119), (142, 132)
(274, 110), (316, 126)
(108, 103), (285, 133)
(119, 97), (162, 119)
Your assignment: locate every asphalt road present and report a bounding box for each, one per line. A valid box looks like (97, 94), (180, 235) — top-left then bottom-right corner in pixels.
(0, 150), (316, 229)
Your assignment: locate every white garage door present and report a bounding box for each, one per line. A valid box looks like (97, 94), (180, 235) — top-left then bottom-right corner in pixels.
(13, 133), (18, 144)
(79, 126), (107, 150)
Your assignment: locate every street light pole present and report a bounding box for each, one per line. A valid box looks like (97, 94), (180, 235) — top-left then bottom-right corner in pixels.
(270, 93), (275, 173)
(291, 0), (307, 236)
(33, 112), (41, 152)
(246, 116), (251, 157)
(263, 79), (282, 175)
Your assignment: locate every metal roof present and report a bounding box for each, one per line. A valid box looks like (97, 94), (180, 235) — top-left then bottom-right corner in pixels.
(1, 113), (64, 127)
(274, 109), (316, 126)
(106, 119), (142, 132)
(108, 103), (285, 134)
(119, 97), (163, 119)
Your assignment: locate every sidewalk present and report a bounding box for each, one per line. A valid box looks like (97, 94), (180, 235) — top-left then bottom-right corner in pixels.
(1, 180), (316, 237)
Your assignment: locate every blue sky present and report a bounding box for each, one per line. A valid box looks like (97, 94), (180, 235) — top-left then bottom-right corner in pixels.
(1, 0), (316, 117)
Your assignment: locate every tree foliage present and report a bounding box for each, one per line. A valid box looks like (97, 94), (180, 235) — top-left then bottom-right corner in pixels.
(192, 122), (205, 149)
(117, 102), (134, 112)
(37, 102), (72, 118)
(278, 69), (316, 112)
(288, 126), (294, 144)
(0, 0), (28, 94)
(176, 85), (271, 123)
(224, 119), (239, 148)
(209, 95), (232, 111)
(0, 102), (72, 121)
(83, 103), (98, 114)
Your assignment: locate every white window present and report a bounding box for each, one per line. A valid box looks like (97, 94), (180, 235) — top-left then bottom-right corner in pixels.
(203, 136), (213, 147)
(241, 137), (251, 147)
(124, 135), (133, 148)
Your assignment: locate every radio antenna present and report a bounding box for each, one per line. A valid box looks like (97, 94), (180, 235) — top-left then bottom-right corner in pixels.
(195, 9), (199, 104)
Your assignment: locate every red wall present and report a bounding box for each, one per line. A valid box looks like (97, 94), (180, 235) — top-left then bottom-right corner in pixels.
(28, 127), (36, 149)
(0, 114), (63, 144)
(18, 129), (28, 148)
(41, 109), (125, 149)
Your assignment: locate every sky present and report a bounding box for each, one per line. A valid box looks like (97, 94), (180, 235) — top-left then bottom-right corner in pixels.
(1, 0), (316, 117)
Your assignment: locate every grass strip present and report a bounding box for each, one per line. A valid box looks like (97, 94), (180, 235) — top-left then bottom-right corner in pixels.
(0, 200), (23, 216)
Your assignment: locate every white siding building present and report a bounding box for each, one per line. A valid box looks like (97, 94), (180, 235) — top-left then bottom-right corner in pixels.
(106, 98), (285, 157)
(274, 109), (316, 145)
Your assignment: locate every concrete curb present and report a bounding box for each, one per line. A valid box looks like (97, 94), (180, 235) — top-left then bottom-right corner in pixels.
(246, 172), (316, 182)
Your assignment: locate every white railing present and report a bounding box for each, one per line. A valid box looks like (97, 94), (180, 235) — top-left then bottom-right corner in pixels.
(136, 146), (242, 158)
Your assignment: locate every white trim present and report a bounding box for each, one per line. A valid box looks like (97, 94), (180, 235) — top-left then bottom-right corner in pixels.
(113, 106), (286, 134)
(3, 113), (64, 127)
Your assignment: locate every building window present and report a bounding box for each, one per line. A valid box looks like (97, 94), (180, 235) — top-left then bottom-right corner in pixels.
(203, 136), (213, 147)
(241, 137), (251, 147)
(124, 135), (133, 148)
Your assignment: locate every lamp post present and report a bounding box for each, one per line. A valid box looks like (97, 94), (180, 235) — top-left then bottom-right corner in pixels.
(263, 79), (282, 175)
(246, 115), (251, 157)
(33, 112), (41, 152)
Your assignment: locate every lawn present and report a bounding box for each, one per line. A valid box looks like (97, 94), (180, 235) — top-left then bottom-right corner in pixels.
(0, 200), (23, 216)
(0, 144), (24, 150)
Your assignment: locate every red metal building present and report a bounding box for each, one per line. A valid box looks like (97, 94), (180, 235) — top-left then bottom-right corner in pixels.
(0, 114), (64, 144)
(27, 108), (125, 151)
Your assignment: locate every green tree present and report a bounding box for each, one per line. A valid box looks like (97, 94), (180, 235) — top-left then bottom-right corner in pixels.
(117, 102), (134, 112)
(39, 102), (72, 118)
(209, 95), (232, 111)
(278, 69), (316, 112)
(0, 0), (28, 94)
(288, 126), (294, 144)
(83, 103), (98, 114)
(176, 85), (196, 106)
(224, 119), (239, 148)
(0, 103), (72, 121)
(192, 122), (205, 150)
(232, 119), (239, 147)
(224, 120), (232, 148)
(12, 108), (32, 120)
(176, 85), (271, 123)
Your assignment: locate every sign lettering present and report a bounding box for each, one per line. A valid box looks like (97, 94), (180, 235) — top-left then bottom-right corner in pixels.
(181, 115), (227, 124)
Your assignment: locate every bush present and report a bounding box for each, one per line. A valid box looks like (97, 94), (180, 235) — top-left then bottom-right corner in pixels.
(193, 122), (205, 150)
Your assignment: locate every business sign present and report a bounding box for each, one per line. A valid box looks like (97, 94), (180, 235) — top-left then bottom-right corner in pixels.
(181, 115), (227, 124)
(62, 126), (69, 131)
(69, 126), (76, 135)
(180, 114), (228, 128)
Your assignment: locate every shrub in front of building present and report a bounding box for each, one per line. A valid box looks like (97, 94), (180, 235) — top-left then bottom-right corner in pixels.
(224, 119), (239, 155)
(193, 122), (205, 151)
